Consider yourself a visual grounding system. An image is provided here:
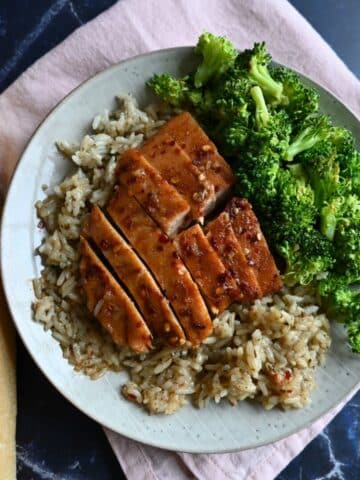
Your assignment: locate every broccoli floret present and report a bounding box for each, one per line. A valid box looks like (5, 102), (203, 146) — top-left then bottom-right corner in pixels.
(146, 74), (190, 107)
(330, 127), (355, 156)
(146, 72), (213, 119)
(279, 230), (335, 286)
(232, 108), (291, 203)
(212, 71), (252, 122)
(237, 43), (284, 103)
(213, 43), (285, 121)
(347, 320), (360, 353)
(284, 115), (332, 161)
(235, 156), (280, 206)
(319, 275), (360, 353)
(194, 32), (237, 88)
(234, 143), (281, 207)
(272, 66), (319, 124)
(318, 195), (360, 353)
(220, 121), (249, 155)
(330, 127), (360, 196)
(334, 195), (360, 276)
(319, 275), (360, 312)
(234, 138), (281, 200)
(235, 167), (317, 267)
(226, 89), (291, 157)
(257, 110), (292, 156)
(299, 140), (340, 208)
(214, 85), (287, 155)
(342, 150), (360, 196)
(271, 169), (316, 237)
(243, 167), (321, 286)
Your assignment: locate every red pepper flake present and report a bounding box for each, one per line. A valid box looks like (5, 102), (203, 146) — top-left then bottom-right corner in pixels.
(225, 243), (235, 253)
(285, 370), (292, 381)
(127, 176), (137, 185)
(84, 265), (101, 280)
(192, 321), (206, 329)
(105, 304), (114, 314)
(217, 272), (228, 284)
(114, 204), (124, 214)
(100, 239), (110, 250)
(159, 232), (169, 243)
(124, 217), (133, 229)
(182, 242), (193, 256)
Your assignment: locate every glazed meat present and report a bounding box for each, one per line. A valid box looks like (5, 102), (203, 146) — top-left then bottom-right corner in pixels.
(79, 113), (283, 352)
(116, 149), (190, 237)
(107, 188), (213, 345)
(174, 224), (238, 314)
(141, 131), (215, 223)
(82, 206), (185, 346)
(205, 212), (261, 302)
(158, 112), (235, 205)
(226, 198), (283, 296)
(79, 237), (152, 352)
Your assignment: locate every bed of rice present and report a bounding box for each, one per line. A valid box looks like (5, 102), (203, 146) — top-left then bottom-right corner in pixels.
(33, 95), (331, 414)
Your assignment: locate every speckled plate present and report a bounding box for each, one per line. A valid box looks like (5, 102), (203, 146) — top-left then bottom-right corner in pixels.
(2, 47), (360, 453)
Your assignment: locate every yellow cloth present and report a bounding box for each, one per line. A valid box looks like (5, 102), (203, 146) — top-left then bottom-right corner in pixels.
(0, 268), (16, 479)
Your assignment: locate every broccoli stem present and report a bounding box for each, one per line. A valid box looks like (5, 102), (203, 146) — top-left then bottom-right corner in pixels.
(288, 163), (307, 181)
(249, 59), (283, 102)
(285, 121), (330, 161)
(320, 205), (337, 241)
(250, 86), (270, 128)
(285, 127), (319, 160)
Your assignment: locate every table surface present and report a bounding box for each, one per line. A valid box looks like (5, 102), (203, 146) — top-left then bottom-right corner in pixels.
(1, 1), (359, 478)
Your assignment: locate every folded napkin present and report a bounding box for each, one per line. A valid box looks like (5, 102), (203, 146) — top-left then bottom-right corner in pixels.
(0, 294), (16, 480)
(0, 1), (359, 479)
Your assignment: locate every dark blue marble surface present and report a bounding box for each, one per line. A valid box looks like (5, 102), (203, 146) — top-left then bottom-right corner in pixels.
(1, 1), (359, 478)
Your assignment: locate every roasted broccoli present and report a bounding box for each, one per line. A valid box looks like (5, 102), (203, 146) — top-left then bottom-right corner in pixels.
(330, 127), (360, 196)
(334, 195), (360, 275)
(146, 74), (191, 108)
(236, 42), (284, 103)
(284, 115), (333, 161)
(299, 140), (340, 208)
(279, 230), (335, 286)
(319, 275), (360, 352)
(272, 66), (320, 125)
(147, 33), (360, 353)
(194, 32), (238, 87)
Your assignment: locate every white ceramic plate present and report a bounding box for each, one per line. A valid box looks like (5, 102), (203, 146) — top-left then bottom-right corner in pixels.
(2, 47), (360, 453)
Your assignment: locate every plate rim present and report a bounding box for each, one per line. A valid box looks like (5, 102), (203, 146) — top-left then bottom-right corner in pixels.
(1, 46), (359, 454)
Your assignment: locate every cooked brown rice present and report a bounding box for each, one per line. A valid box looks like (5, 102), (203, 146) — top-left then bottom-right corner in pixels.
(33, 96), (331, 414)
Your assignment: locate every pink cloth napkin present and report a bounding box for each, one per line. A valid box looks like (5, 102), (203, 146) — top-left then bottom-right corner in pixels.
(0, 0), (359, 479)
